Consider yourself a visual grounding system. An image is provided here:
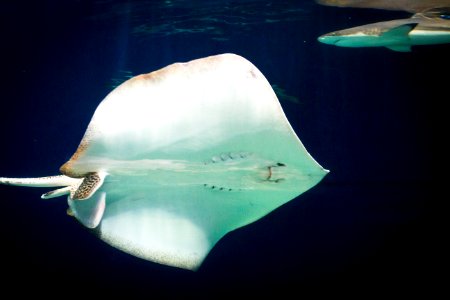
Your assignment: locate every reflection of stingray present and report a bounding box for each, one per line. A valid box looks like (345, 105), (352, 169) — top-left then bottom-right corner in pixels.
(88, 1), (312, 38)
(0, 54), (328, 271)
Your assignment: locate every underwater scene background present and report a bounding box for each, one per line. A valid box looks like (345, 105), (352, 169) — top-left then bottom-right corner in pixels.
(0, 0), (439, 296)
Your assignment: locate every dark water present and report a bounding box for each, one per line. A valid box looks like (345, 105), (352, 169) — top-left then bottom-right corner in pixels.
(0, 0), (439, 296)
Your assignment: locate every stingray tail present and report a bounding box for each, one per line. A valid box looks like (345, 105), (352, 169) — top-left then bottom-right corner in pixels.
(0, 172), (106, 201)
(0, 175), (83, 199)
(1, 173), (106, 229)
(0, 175), (80, 187)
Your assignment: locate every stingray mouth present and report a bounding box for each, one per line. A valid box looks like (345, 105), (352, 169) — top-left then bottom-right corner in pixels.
(266, 162), (286, 182)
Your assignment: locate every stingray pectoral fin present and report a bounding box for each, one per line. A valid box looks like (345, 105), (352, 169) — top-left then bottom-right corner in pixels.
(68, 191), (106, 229)
(100, 206), (210, 271)
(98, 188), (215, 271)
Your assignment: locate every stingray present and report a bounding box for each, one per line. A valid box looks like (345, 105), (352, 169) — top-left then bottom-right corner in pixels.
(315, 0), (450, 13)
(0, 53), (328, 270)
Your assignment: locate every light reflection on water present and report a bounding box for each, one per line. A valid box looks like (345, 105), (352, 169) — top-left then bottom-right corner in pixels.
(88, 0), (314, 38)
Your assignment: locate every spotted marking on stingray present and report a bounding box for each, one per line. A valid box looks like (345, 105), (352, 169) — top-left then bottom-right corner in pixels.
(204, 151), (252, 165)
(73, 172), (102, 200)
(203, 183), (237, 192)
